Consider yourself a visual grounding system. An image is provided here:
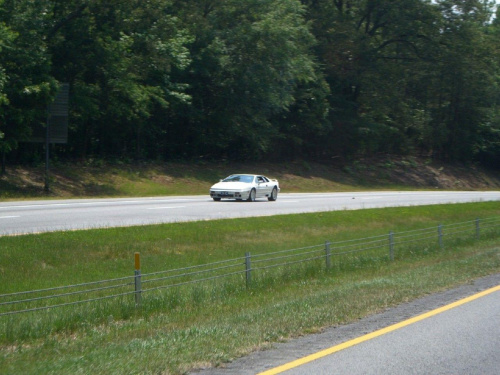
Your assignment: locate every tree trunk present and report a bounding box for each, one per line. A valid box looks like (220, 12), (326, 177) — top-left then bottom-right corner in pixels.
(1, 149), (5, 175)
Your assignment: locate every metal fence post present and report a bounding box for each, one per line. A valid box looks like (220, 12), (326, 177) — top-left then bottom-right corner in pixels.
(389, 231), (394, 261)
(245, 252), (252, 289)
(475, 218), (480, 240)
(438, 224), (443, 249)
(134, 252), (142, 307)
(325, 241), (331, 269)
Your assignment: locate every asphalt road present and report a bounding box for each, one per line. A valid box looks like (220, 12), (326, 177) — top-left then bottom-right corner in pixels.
(278, 285), (500, 375)
(0, 191), (499, 235)
(193, 273), (500, 375)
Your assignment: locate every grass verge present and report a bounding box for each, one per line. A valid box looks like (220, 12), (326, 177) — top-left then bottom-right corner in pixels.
(1, 157), (499, 200)
(0, 202), (499, 374)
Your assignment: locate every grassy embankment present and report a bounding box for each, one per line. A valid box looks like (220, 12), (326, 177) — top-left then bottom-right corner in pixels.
(0, 201), (499, 374)
(2, 157), (499, 200)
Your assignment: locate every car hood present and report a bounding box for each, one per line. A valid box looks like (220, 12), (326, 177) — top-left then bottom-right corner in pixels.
(211, 181), (251, 190)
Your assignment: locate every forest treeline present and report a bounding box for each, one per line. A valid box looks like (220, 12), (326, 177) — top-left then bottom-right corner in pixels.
(0, 0), (499, 167)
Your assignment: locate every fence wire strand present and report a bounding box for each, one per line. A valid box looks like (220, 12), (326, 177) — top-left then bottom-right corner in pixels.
(252, 244), (324, 259)
(252, 247), (325, 265)
(0, 275), (135, 299)
(394, 234), (440, 246)
(140, 256), (247, 279)
(143, 269), (245, 292)
(0, 281), (133, 307)
(253, 254), (327, 272)
(331, 243), (387, 256)
(0, 290), (136, 317)
(142, 261), (243, 285)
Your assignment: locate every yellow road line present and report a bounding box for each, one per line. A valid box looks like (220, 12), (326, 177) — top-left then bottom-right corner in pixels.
(258, 284), (500, 375)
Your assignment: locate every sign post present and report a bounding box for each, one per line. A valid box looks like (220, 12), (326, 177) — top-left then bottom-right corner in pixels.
(43, 83), (70, 193)
(134, 252), (142, 307)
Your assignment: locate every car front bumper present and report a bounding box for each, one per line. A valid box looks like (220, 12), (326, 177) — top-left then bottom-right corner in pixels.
(210, 190), (250, 199)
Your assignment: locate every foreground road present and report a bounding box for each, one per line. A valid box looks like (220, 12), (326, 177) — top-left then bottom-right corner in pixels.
(269, 285), (500, 375)
(0, 191), (499, 236)
(193, 273), (500, 375)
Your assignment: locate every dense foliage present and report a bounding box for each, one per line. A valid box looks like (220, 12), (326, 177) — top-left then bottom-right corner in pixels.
(0, 0), (499, 167)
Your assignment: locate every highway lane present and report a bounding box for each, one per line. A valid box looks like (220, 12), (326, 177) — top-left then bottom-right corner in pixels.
(266, 285), (500, 375)
(0, 191), (499, 236)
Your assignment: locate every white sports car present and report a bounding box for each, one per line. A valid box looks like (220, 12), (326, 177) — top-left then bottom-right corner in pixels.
(210, 174), (280, 202)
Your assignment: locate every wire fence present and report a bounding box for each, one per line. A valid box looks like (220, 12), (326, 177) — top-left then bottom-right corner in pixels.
(1, 216), (499, 317)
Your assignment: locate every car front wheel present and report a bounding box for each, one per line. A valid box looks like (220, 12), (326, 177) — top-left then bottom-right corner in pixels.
(247, 189), (256, 202)
(268, 186), (278, 201)
(213, 197), (221, 201)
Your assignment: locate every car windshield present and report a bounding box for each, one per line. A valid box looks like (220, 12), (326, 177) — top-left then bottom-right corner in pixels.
(222, 175), (254, 183)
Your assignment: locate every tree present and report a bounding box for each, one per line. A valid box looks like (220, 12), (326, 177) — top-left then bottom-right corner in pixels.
(301, 0), (500, 164)
(0, 0), (57, 168)
(48, 0), (192, 159)
(0, 0), (498, 166)
(423, 0), (498, 161)
(474, 1), (500, 167)
(172, 0), (319, 160)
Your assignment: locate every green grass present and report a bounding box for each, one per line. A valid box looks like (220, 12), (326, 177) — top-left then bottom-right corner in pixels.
(2, 157), (499, 200)
(1, 202), (498, 292)
(0, 202), (499, 374)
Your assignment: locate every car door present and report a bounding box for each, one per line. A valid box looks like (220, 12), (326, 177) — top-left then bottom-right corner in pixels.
(255, 176), (271, 197)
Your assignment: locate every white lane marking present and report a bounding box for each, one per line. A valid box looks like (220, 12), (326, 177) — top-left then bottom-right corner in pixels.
(147, 206), (186, 210)
(0, 199), (198, 210)
(0, 216), (20, 219)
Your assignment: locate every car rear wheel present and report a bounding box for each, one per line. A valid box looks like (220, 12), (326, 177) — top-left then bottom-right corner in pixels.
(268, 186), (278, 201)
(247, 189), (256, 202)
